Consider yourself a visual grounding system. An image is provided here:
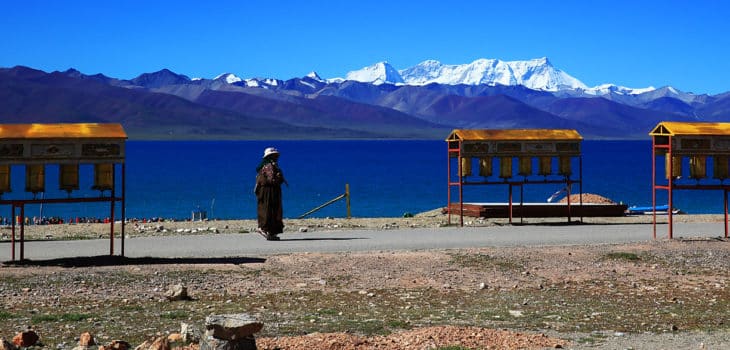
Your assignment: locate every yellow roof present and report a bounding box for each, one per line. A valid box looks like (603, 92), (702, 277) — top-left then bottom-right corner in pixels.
(446, 129), (582, 141)
(0, 123), (127, 139)
(650, 122), (730, 136)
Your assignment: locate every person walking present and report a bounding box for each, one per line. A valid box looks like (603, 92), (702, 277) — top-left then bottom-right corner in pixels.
(254, 147), (287, 240)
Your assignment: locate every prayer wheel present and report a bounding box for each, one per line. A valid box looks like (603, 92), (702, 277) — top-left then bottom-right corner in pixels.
(538, 156), (552, 176)
(478, 157), (492, 177)
(518, 157), (532, 176)
(59, 164), (80, 193)
(558, 156), (572, 176)
(460, 157), (472, 177)
(499, 157), (512, 178)
(714, 156), (729, 179)
(689, 156), (707, 179)
(25, 165), (45, 194)
(0, 165), (10, 194)
(665, 154), (682, 179)
(93, 163), (114, 191)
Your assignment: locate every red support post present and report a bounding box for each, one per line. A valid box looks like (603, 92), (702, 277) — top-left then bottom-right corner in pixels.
(508, 184), (513, 225)
(121, 163), (126, 257)
(10, 205), (15, 261)
(668, 136), (674, 239)
(447, 142), (451, 225)
(20, 204), (24, 260)
(652, 136), (657, 239)
(723, 188), (727, 238)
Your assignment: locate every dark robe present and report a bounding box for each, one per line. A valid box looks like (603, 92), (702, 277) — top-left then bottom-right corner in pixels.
(255, 162), (284, 234)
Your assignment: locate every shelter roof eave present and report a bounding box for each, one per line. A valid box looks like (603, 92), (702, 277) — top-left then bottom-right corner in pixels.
(0, 123), (127, 140)
(650, 121), (730, 137)
(446, 129), (583, 142)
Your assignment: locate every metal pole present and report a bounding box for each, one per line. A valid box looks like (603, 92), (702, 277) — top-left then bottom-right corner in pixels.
(297, 193), (346, 219)
(579, 155), (583, 223)
(110, 163), (116, 255)
(121, 162), (126, 257)
(566, 179), (572, 223)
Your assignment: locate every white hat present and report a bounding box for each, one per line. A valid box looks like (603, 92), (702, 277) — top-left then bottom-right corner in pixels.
(263, 147), (280, 158)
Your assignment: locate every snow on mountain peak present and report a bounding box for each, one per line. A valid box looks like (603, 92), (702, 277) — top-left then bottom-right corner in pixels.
(397, 57), (587, 91)
(345, 61), (404, 85)
(306, 71), (323, 81)
(214, 73), (242, 84)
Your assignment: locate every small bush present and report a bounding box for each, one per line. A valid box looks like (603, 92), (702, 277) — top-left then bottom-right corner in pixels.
(605, 252), (641, 261)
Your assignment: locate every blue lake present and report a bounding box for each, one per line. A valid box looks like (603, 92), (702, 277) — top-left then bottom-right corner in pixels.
(0, 140), (724, 221)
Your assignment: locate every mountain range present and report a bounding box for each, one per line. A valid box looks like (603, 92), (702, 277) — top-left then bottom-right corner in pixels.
(0, 57), (728, 140)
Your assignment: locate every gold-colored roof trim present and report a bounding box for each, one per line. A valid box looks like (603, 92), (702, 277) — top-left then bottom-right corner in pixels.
(650, 122), (730, 136)
(446, 129), (582, 141)
(0, 123), (127, 139)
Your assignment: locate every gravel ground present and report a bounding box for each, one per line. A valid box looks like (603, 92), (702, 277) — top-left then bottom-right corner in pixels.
(2, 210), (730, 349)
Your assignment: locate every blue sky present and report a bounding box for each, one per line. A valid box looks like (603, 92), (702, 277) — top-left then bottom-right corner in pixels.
(2, 0), (729, 94)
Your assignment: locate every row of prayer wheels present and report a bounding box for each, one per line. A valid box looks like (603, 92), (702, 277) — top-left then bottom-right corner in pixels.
(0, 164), (114, 195)
(460, 156), (573, 178)
(665, 154), (730, 180)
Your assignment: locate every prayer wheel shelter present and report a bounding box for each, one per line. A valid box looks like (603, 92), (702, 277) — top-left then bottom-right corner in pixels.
(0, 123), (127, 261)
(446, 128), (584, 226)
(650, 121), (730, 239)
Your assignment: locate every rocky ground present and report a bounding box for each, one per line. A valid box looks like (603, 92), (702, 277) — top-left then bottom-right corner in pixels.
(2, 207), (730, 349)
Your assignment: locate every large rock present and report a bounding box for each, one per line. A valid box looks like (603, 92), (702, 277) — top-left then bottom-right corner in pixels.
(164, 284), (190, 301)
(204, 314), (262, 340)
(199, 337), (255, 350)
(12, 330), (38, 347)
(199, 314), (262, 350)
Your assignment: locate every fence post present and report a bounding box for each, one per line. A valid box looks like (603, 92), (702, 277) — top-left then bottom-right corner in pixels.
(346, 183), (351, 219)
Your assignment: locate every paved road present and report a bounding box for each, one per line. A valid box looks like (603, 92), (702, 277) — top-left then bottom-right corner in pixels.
(2, 221), (727, 262)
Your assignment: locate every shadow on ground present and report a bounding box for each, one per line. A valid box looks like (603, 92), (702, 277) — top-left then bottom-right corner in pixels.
(2, 255), (266, 267)
(279, 237), (367, 242)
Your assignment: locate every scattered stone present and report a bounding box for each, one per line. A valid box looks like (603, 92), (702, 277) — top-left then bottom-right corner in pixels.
(508, 310), (524, 317)
(133, 336), (168, 350)
(164, 284), (190, 301)
(479, 282), (487, 290)
(0, 338), (18, 350)
(99, 340), (131, 350)
(166, 333), (182, 342)
(79, 332), (96, 346)
(180, 322), (201, 343)
(298, 227), (308, 232)
(12, 330), (39, 347)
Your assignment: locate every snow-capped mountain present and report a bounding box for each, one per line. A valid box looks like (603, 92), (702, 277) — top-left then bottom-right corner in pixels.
(214, 73), (243, 84)
(344, 62), (404, 85)
(306, 71), (324, 81)
(342, 57), (654, 95)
